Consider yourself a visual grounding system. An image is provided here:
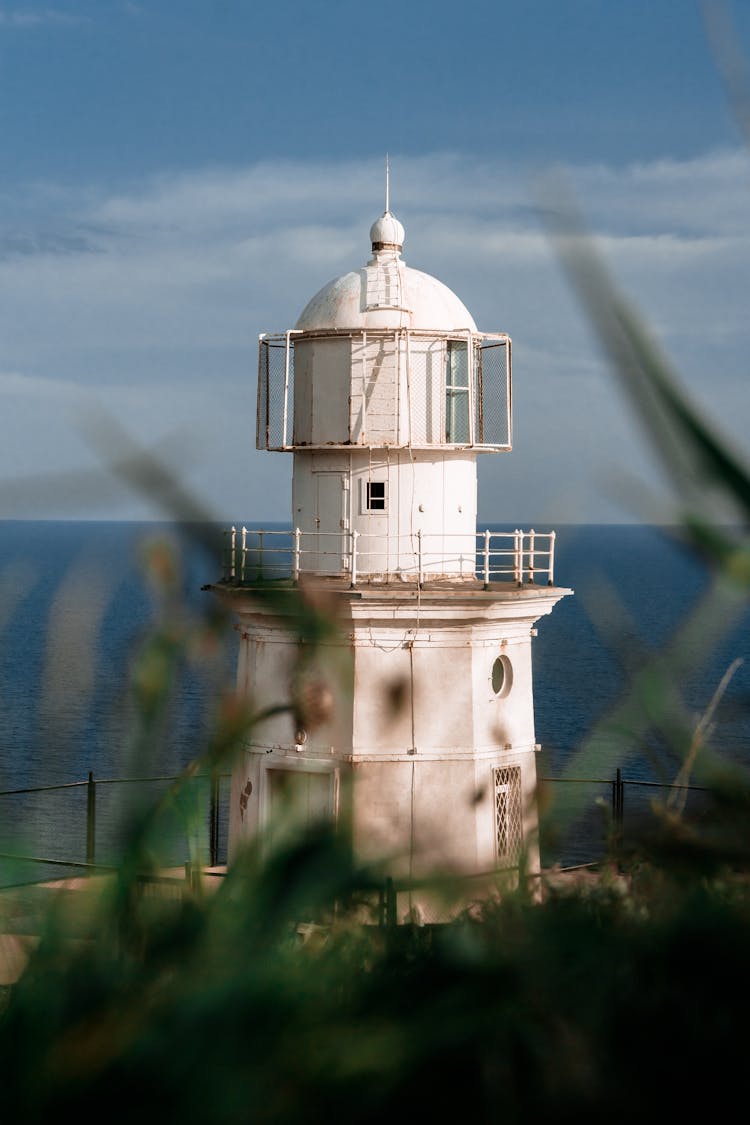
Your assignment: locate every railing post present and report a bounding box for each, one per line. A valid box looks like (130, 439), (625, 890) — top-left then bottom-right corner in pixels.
(350, 529), (359, 588)
(229, 525), (236, 581)
(417, 529), (423, 586)
(483, 529), (491, 587)
(241, 525), (247, 583)
(514, 528), (522, 585)
(548, 530), (556, 586)
(257, 528), (263, 580)
(209, 772), (220, 868)
(529, 528), (536, 584)
(86, 770), (96, 865)
(293, 527), (301, 582)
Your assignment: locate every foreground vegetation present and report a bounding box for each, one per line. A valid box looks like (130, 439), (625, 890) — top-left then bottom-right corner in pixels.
(3, 44), (750, 1114)
(3, 820), (750, 1123)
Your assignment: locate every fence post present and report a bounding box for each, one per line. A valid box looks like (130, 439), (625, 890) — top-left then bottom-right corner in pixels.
(529, 528), (536, 584)
(209, 772), (220, 868)
(612, 768), (624, 831)
(514, 529), (522, 585)
(385, 876), (397, 928)
(612, 769), (617, 823)
(86, 771), (96, 865)
(483, 529), (491, 587)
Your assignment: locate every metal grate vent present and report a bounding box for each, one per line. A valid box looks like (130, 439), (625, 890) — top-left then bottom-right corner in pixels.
(494, 765), (523, 866)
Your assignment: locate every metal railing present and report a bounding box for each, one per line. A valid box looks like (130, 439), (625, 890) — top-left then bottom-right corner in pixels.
(0, 771), (230, 878)
(539, 768), (709, 827)
(222, 526), (556, 587)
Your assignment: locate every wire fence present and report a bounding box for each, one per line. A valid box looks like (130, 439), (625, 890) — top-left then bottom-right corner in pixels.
(0, 771), (231, 889)
(0, 769), (711, 891)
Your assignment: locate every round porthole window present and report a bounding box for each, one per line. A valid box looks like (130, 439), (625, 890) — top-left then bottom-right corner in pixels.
(492, 655), (513, 698)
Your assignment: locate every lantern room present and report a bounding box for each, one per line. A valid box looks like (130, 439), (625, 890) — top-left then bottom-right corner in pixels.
(256, 208), (513, 580)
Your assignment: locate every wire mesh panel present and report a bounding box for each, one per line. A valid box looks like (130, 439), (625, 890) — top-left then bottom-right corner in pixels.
(494, 764), (523, 866)
(364, 336), (399, 444)
(256, 337), (293, 450)
(408, 335), (510, 449)
(407, 338), (443, 444)
(475, 340), (511, 448)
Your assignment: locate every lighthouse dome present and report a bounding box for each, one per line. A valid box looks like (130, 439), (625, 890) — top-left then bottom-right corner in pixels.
(294, 210), (477, 333)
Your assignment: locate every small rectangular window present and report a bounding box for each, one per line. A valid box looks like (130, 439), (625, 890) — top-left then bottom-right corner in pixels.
(366, 481), (387, 511)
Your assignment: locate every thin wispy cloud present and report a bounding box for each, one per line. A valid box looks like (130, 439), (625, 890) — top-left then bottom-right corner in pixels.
(0, 231), (101, 260)
(0, 8), (89, 27)
(0, 370), (86, 400)
(0, 148), (748, 521)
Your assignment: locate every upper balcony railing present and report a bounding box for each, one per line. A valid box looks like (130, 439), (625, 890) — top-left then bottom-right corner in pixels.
(220, 527), (556, 588)
(257, 327), (512, 453)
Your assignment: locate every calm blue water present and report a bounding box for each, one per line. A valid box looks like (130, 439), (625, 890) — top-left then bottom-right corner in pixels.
(0, 520), (747, 875)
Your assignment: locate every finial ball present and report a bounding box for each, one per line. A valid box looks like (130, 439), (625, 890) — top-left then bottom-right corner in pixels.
(370, 211), (405, 251)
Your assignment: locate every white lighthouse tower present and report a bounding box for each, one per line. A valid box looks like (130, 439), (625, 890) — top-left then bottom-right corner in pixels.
(221, 193), (571, 917)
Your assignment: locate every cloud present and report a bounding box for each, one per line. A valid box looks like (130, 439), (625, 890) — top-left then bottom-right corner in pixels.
(0, 148), (748, 521)
(0, 369), (86, 400)
(0, 8), (89, 27)
(0, 231), (101, 260)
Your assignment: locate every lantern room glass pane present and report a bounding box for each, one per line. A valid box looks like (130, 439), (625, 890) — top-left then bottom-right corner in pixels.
(445, 341), (469, 443)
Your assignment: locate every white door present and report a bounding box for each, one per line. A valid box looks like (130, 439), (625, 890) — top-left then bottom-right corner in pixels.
(265, 767), (335, 847)
(313, 472), (348, 574)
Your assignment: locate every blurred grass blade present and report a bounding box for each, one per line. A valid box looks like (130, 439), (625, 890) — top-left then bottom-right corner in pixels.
(78, 408), (220, 546)
(541, 183), (750, 528)
(39, 557), (114, 753)
(702, 0), (750, 153)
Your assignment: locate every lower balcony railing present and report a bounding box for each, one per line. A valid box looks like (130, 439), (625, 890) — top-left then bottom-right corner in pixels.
(221, 527), (556, 587)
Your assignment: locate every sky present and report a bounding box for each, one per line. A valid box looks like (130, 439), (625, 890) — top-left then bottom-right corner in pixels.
(1, 0), (750, 524)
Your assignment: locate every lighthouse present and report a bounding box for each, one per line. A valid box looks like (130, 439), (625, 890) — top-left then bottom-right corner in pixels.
(219, 194), (571, 918)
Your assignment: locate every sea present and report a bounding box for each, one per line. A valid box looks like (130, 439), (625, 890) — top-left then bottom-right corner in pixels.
(0, 520), (748, 883)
